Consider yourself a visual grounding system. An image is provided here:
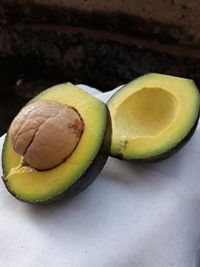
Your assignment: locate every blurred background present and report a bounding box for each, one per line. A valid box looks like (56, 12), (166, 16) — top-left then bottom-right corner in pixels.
(1, 0), (200, 135)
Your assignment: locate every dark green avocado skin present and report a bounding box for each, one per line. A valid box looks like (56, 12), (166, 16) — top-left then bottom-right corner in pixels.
(112, 111), (200, 163)
(2, 106), (112, 204)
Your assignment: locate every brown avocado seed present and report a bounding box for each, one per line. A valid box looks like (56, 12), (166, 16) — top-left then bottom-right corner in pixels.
(9, 100), (84, 170)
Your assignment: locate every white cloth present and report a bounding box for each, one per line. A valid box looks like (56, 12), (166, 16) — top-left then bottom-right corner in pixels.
(0, 85), (200, 267)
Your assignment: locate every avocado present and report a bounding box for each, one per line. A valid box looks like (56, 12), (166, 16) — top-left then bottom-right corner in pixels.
(108, 73), (200, 161)
(2, 83), (111, 203)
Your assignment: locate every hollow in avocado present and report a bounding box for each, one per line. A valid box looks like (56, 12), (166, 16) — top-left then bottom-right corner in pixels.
(2, 83), (111, 203)
(108, 73), (200, 161)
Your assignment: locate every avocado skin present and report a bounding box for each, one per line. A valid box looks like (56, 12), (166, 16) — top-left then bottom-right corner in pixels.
(2, 106), (112, 204)
(112, 111), (200, 162)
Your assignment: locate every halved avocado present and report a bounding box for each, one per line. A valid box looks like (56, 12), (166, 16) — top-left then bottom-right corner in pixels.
(108, 73), (200, 161)
(2, 83), (111, 203)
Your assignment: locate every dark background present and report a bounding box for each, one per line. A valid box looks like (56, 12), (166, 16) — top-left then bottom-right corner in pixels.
(1, 1), (200, 135)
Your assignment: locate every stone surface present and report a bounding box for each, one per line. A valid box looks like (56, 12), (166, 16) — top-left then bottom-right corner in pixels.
(1, 0), (200, 46)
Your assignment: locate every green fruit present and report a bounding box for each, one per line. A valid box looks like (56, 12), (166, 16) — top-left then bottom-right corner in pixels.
(108, 73), (200, 161)
(2, 83), (111, 203)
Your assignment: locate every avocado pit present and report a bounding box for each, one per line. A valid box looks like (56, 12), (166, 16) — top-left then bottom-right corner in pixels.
(9, 100), (84, 170)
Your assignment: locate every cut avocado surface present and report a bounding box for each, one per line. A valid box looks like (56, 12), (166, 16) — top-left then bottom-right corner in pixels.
(108, 73), (200, 161)
(2, 83), (111, 203)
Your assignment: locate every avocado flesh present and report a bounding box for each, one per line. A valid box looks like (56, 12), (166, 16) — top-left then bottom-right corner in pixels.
(2, 83), (110, 203)
(108, 73), (200, 160)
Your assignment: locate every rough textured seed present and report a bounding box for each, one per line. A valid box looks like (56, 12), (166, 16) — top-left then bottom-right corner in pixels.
(9, 100), (84, 170)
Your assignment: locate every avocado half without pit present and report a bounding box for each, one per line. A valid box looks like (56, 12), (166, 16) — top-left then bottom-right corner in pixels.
(108, 73), (200, 161)
(2, 83), (111, 203)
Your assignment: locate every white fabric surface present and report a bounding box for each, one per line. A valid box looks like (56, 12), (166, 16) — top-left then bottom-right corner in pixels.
(0, 85), (200, 267)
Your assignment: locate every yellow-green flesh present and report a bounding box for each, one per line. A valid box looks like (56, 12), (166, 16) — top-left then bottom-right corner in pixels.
(2, 83), (107, 202)
(108, 73), (200, 159)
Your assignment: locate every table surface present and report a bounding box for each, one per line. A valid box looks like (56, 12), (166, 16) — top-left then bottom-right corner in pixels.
(1, 85), (200, 267)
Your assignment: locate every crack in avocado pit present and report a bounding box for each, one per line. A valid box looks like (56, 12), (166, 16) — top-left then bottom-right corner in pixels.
(23, 107), (63, 158)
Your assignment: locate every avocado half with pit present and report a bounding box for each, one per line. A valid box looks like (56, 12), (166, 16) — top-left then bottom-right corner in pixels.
(108, 73), (200, 161)
(2, 83), (111, 203)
